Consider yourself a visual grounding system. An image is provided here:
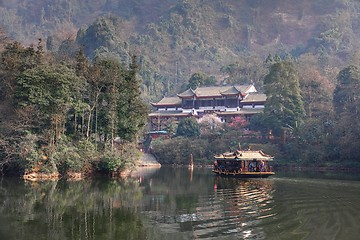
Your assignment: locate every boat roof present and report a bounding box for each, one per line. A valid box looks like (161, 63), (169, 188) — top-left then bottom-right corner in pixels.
(214, 150), (273, 161)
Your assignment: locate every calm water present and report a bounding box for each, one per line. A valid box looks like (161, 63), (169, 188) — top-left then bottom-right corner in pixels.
(0, 168), (360, 240)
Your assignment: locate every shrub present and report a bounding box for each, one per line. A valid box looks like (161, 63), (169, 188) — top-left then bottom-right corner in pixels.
(18, 133), (58, 174)
(51, 137), (83, 173)
(97, 143), (142, 173)
(176, 118), (200, 137)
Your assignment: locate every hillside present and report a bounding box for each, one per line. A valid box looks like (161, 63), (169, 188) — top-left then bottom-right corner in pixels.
(1, 0), (360, 99)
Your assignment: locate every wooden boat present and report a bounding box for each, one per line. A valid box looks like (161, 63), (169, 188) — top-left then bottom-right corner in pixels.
(212, 150), (275, 178)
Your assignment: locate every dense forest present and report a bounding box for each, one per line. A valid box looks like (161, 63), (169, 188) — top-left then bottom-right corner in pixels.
(0, 39), (147, 178)
(2, 0), (360, 99)
(1, 0), (360, 173)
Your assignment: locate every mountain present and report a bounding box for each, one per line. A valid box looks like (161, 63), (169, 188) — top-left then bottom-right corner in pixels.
(1, 0), (360, 99)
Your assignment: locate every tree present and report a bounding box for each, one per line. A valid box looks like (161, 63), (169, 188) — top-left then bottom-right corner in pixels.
(331, 65), (360, 162)
(15, 64), (84, 143)
(220, 55), (267, 86)
(89, 56), (147, 149)
(116, 55), (148, 142)
(263, 60), (305, 136)
(333, 65), (360, 116)
(0, 42), (43, 100)
(198, 114), (223, 135)
(176, 118), (200, 137)
(187, 72), (216, 89)
(227, 116), (249, 129)
(297, 53), (335, 118)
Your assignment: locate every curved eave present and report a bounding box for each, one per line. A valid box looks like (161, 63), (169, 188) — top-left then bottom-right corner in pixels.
(177, 95), (194, 99)
(151, 103), (182, 107)
(177, 88), (196, 98)
(220, 93), (241, 97)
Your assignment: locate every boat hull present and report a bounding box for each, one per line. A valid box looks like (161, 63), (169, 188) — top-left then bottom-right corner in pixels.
(212, 169), (275, 178)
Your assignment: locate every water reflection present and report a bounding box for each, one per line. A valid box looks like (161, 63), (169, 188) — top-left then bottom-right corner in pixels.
(0, 177), (147, 240)
(0, 169), (360, 239)
(141, 169), (275, 239)
(193, 177), (274, 239)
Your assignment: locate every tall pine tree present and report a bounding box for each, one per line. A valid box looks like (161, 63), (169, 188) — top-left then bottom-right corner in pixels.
(263, 60), (305, 136)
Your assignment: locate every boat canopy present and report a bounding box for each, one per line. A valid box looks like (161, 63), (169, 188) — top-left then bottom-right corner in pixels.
(214, 150), (273, 161)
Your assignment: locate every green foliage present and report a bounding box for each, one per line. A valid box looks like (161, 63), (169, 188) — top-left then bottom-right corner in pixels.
(98, 144), (141, 173)
(18, 133), (57, 174)
(151, 130), (281, 165)
(176, 117), (200, 137)
(187, 72), (216, 89)
(77, 16), (124, 59)
(221, 55), (267, 86)
(89, 56), (147, 143)
(151, 137), (208, 165)
(331, 65), (360, 163)
(15, 64), (82, 115)
(99, 152), (125, 172)
(333, 65), (360, 115)
(0, 42), (43, 100)
(165, 118), (178, 136)
(2, 0), (360, 104)
(250, 113), (282, 136)
(263, 60), (306, 136)
(51, 137), (83, 173)
(50, 137), (99, 174)
(116, 56), (148, 141)
(288, 118), (333, 166)
(4, 1), (360, 171)
(0, 40), (147, 176)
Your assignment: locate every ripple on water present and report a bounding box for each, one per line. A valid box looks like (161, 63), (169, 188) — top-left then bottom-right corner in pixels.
(144, 175), (360, 239)
(145, 179), (275, 239)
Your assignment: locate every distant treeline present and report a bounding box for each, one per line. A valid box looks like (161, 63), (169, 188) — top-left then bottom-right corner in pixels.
(2, 0), (360, 102)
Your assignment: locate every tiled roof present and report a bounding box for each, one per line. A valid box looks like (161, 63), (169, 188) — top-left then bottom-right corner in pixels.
(178, 85), (254, 98)
(151, 97), (182, 106)
(177, 88), (196, 98)
(220, 86), (240, 95)
(239, 151), (273, 160)
(242, 93), (267, 103)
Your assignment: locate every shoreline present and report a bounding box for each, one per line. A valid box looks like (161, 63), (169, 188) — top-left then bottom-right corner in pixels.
(276, 166), (360, 173)
(15, 161), (360, 181)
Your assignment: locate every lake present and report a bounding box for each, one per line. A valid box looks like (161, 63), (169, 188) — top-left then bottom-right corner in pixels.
(0, 167), (360, 240)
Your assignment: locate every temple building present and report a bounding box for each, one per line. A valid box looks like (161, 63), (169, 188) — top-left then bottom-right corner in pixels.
(148, 84), (266, 131)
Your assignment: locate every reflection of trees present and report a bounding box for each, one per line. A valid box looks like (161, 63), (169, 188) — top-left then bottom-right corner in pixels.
(140, 168), (275, 239)
(140, 168), (211, 213)
(207, 178), (275, 239)
(0, 168), (276, 239)
(0, 178), (146, 240)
